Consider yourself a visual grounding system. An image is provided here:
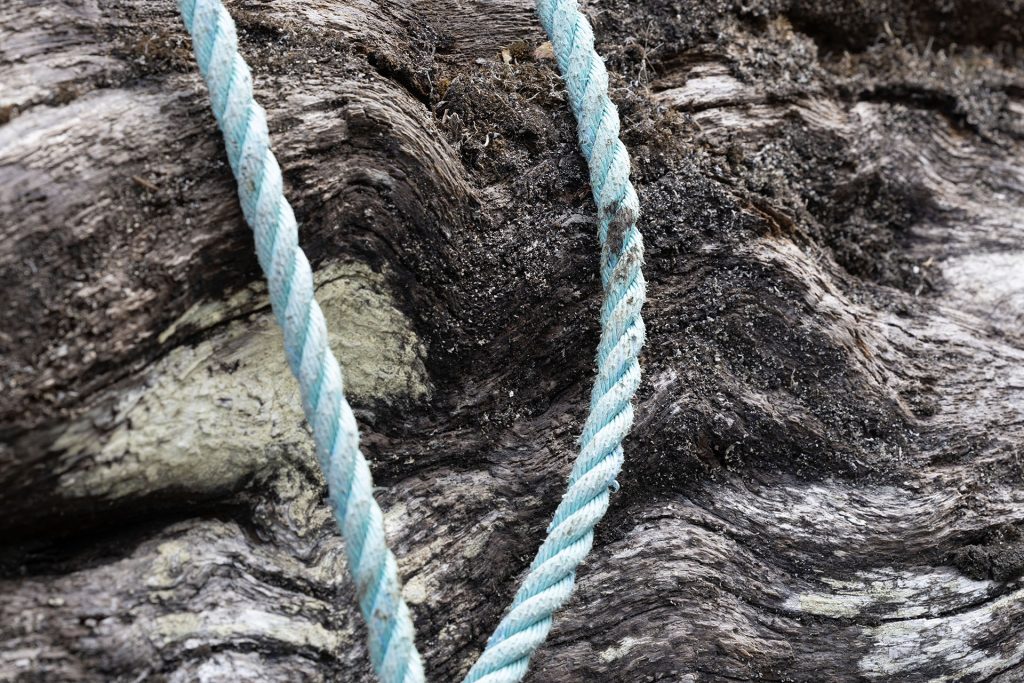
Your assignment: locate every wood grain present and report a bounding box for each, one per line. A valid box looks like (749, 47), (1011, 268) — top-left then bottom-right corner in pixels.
(2, 1), (1023, 681)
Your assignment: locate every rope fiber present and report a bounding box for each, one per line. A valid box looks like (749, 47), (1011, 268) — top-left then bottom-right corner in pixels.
(178, 0), (644, 680)
(178, 1), (424, 681)
(462, 0), (645, 679)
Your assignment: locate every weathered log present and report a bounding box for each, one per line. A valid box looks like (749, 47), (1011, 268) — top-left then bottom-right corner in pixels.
(2, 1), (1023, 681)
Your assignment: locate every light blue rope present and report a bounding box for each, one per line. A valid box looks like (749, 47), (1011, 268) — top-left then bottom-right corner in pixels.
(177, 2), (424, 682)
(179, 0), (643, 680)
(461, 0), (645, 680)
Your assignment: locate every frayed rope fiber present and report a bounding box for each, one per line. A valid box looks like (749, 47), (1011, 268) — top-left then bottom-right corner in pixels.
(177, 0), (645, 680)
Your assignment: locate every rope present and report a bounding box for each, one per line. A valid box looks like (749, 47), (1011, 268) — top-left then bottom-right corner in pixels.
(177, 2), (424, 682)
(461, 0), (645, 680)
(178, 0), (644, 680)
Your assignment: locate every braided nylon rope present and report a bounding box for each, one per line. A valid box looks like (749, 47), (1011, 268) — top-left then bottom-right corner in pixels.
(177, 2), (425, 682)
(179, 0), (643, 679)
(462, 1), (645, 681)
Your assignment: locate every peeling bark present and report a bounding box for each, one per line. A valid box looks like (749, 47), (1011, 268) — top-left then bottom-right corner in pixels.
(2, 1), (1024, 681)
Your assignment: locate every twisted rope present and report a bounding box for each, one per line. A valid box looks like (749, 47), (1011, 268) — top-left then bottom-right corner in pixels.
(462, 0), (646, 680)
(180, 0), (643, 680)
(177, 2), (424, 682)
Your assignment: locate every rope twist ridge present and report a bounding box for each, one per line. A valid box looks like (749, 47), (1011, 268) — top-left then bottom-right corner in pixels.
(178, 2), (424, 681)
(179, 0), (644, 680)
(462, 0), (645, 680)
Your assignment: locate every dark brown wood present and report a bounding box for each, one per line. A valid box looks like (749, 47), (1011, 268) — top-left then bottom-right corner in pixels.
(2, 1), (1023, 681)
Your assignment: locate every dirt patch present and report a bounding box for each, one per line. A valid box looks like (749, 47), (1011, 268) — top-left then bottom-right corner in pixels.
(951, 524), (1024, 582)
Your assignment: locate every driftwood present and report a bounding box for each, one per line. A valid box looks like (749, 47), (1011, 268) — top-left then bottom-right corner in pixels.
(2, 1), (1024, 680)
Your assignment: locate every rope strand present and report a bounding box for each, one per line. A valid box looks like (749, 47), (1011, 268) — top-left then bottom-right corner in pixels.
(178, 2), (424, 682)
(462, 0), (646, 679)
(179, 0), (644, 680)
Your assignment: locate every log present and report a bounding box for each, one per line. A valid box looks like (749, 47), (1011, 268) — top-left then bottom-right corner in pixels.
(2, 1), (1023, 681)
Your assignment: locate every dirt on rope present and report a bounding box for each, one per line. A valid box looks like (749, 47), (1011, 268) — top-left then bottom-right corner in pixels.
(2, 1), (1023, 681)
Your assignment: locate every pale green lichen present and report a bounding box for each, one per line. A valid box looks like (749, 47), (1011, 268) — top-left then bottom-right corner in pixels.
(788, 574), (906, 619)
(402, 572), (430, 606)
(156, 279), (268, 345)
(785, 568), (1024, 679)
(599, 636), (643, 662)
(146, 540), (193, 590)
(859, 587), (1024, 681)
(785, 568), (995, 620)
(54, 262), (429, 501)
(151, 608), (341, 654)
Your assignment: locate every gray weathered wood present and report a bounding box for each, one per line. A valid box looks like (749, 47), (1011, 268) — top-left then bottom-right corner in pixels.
(2, 1), (1023, 681)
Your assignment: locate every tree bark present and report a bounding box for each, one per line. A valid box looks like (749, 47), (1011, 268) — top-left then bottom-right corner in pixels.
(2, 1), (1024, 681)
